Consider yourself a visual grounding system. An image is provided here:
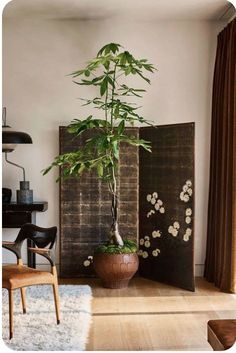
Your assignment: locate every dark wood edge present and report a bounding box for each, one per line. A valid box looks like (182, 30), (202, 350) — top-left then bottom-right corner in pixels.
(2, 202), (48, 212)
(140, 122), (195, 129)
(193, 123), (195, 286)
(207, 325), (225, 351)
(28, 247), (50, 253)
(59, 127), (62, 278)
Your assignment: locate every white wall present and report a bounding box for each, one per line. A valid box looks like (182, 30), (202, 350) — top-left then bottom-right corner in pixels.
(2, 13), (225, 275)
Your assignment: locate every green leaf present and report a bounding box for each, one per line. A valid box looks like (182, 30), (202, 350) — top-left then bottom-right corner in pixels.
(117, 120), (125, 135)
(143, 64), (154, 72)
(97, 163), (104, 177)
(67, 117), (111, 136)
(112, 140), (119, 159)
(73, 79), (93, 86)
(78, 164), (85, 175)
(136, 70), (151, 84)
(97, 43), (121, 57)
(100, 77), (108, 96)
(124, 66), (132, 76)
(107, 75), (115, 88)
(69, 69), (85, 77)
(103, 59), (110, 70)
(41, 166), (52, 175)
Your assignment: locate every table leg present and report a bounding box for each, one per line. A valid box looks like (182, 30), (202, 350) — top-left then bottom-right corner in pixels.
(27, 238), (36, 268)
(27, 212), (36, 268)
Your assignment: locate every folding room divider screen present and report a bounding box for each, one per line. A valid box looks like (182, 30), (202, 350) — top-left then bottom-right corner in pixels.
(59, 122), (195, 291)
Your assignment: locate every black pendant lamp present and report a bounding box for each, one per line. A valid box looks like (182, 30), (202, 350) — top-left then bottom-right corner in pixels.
(2, 107), (32, 152)
(2, 107), (33, 204)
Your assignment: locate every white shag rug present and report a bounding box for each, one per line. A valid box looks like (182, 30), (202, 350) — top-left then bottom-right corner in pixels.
(2, 285), (92, 351)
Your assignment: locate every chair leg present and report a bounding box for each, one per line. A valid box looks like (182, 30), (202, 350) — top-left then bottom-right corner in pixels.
(20, 288), (27, 314)
(52, 266), (60, 324)
(9, 290), (14, 340)
(52, 284), (60, 324)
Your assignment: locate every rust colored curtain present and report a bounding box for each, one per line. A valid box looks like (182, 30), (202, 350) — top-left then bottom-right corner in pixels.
(204, 19), (236, 293)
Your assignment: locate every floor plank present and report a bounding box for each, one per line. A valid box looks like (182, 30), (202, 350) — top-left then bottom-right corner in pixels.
(59, 277), (236, 351)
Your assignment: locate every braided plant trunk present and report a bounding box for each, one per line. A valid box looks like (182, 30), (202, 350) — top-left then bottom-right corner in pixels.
(109, 168), (124, 246)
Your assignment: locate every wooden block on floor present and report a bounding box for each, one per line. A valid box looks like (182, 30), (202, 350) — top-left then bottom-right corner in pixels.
(207, 319), (236, 350)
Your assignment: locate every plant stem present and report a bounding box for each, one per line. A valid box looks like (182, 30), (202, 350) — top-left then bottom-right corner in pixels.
(103, 60), (123, 246)
(105, 83), (108, 126)
(109, 165), (124, 246)
(110, 62), (118, 130)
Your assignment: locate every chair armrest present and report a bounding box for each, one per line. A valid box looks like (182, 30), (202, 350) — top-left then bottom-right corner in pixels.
(28, 247), (50, 254)
(2, 241), (15, 245)
(28, 247), (55, 266)
(2, 241), (21, 259)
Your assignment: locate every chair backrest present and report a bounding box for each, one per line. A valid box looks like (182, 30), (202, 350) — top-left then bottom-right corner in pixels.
(15, 223), (57, 249)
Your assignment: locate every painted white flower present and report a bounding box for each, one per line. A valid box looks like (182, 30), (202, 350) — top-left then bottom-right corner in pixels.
(160, 207), (165, 214)
(173, 221), (180, 229)
(144, 240), (151, 248)
(180, 191), (185, 200)
(186, 208), (192, 216)
(187, 188), (193, 196)
(144, 236), (150, 240)
(139, 238), (144, 245)
(172, 229), (178, 237)
(154, 203), (160, 211)
(157, 199), (163, 206)
(83, 260), (90, 267)
(142, 251), (148, 259)
(147, 210), (155, 218)
(168, 226), (174, 233)
(151, 198), (156, 205)
(183, 194), (190, 202)
(152, 250), (158, 257)
(152, 248), (161, 256)
(152, 230), (161, 238)
(146, 194), (152, 202)
(88, 256), (93, 260)
(138, 250), (143, 256)
(186, 180), (192, 187)
(185, 216), (191, 224)
(153, 192), (158, 199)
(183, 185), (188, 192)
(183, 234), (189, 242)
(186, 228), (192, 236)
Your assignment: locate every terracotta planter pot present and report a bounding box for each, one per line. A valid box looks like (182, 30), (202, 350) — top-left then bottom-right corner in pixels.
(93, 252), (139, 289)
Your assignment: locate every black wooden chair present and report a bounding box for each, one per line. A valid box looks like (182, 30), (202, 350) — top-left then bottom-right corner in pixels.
(2, 223), (60, 339)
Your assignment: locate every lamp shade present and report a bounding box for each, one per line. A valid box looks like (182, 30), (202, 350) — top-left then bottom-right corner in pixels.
(2, 129), (33, 152)
(2, 130), (33, 144)
(2, 108), (33, 152)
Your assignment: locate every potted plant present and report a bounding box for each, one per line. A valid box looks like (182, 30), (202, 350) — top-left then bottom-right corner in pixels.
(43, 43), (156, 288)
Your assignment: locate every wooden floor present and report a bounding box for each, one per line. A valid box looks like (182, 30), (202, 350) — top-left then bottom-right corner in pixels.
(59, 277), (236, 351)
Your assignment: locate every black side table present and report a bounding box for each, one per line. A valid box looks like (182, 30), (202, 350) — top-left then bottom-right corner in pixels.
(2, 202), (48, 268)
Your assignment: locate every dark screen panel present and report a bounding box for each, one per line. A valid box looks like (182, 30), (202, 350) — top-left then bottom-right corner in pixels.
(139, 123), (195, 291)
(59, 127), (139, 277)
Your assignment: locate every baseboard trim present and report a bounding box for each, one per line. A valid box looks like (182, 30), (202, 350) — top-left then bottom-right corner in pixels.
(195, 264), (204, 277)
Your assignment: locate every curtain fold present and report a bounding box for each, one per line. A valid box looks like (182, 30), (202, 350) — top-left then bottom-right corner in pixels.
(204, 19), (236, 293)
